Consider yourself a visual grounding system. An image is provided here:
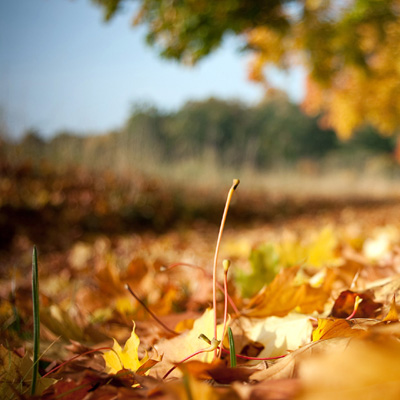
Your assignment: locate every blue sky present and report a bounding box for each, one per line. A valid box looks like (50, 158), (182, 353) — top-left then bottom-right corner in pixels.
(0, 0), (304, 139)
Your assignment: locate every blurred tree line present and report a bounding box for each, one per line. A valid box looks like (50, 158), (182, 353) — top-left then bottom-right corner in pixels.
(5, 92), (398, 176)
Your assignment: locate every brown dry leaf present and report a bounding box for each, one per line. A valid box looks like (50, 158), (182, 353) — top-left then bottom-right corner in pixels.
(40, 304), (108, 343)
(180, 359), (255, 384)
(42, 370), (148, 400)
(124, 257), (149, 284)
(367, 275), (400, 304)
(297, 336), (400, 400)
(243, 266), (333, 318)
(95, 262), (125, 298)
(312, 318), (368, 341)
(330, 289), (382, 319)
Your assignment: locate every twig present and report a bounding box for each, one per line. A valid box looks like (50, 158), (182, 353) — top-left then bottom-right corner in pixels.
(125, 284), (178, 336)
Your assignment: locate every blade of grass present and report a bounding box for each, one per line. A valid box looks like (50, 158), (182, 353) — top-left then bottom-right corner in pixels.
(227, 327), (236, 368)
(31, 245), (40, 396)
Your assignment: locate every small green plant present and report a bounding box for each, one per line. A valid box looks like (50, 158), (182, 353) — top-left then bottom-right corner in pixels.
(31, 245), (40, 396)
(227, 327), (236, 368)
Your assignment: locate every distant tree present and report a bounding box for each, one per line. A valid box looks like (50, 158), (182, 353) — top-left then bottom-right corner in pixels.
(91, 0), (400, 139)
(16, 129), (46, 161)
(123, 94), (340, 168)
(0, 107), (8, 141)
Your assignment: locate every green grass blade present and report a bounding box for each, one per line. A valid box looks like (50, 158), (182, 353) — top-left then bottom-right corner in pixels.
(228, 327), (236, 368)
(31, 245), (40, 396)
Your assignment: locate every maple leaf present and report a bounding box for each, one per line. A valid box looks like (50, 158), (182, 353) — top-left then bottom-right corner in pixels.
(0, 345), (56, 398)
(243, 266), (334, 318)
(103, 322), (154, 374)
(153, 308), (227, 378)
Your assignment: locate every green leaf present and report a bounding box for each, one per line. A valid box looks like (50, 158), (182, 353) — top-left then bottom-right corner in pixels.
(234, 243), (280, 298)
(228, 327), (236, 368)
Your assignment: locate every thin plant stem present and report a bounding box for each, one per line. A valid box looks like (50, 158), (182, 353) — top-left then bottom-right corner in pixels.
(212, 179), (239, 354)
(162, 342), (287, 380)
(41, 347), (114, 378)
(31, 245), (40, 396)
(125, 284), (178, 336)
(220, 348), (287, 361)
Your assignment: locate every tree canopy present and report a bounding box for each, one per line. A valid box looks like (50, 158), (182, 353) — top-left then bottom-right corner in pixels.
(92, 0), (400, 139)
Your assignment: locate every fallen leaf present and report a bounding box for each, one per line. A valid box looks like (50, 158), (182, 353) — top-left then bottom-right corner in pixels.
(235, 314), (313, 358)
(0, 345), (56, 397)
(103, 322), (159, 375)
(312, 318), (367, 341)
(180, 359), (255, 384)
(382, 295), (399, 322)
(153, 308), (226, 378)
(330, 289), (382, 319)
(243, 266), (333, 318)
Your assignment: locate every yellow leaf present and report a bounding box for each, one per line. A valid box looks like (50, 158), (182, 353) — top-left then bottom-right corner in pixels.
(307, 226), (339, 268)
(382, 296), (399, 322)
(103, 322), (149, 374)
(312, 318), (368, 341)
(243, 266), (334, 318)
(278, 226), (341, 269)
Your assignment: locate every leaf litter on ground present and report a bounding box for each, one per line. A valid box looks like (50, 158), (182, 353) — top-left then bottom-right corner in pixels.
(3, 167), (400, 399)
